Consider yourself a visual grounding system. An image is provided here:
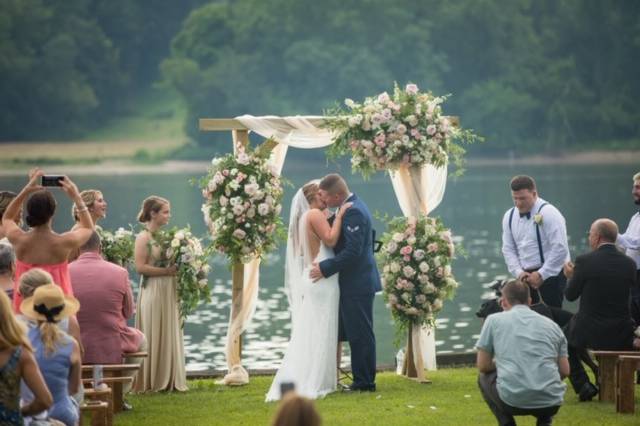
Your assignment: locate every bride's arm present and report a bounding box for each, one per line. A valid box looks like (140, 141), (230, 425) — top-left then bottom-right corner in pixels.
(308, 203), (352, 248)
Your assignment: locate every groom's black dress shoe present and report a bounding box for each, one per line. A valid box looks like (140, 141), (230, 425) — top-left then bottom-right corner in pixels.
(342, 384), (376, 392)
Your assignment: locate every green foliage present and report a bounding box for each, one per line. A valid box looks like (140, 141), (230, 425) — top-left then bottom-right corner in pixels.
(96, 226), (135, 267)
(325, 82), (481, 179)
(199, 141), (286, 264)
(378, 215), (458, 335)
(143, 226), (212, 321)
(163, 0), (640, 152)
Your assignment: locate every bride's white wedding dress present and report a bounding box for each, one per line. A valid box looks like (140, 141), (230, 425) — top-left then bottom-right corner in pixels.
(266, 200), (339, 401)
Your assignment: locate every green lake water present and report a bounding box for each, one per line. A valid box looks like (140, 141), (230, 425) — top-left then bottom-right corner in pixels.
(2, 158), (637, 371)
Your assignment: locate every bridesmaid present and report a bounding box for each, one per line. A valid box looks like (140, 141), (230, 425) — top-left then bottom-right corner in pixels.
(68, 189), (107, 262)
(133, 196), (187, 392)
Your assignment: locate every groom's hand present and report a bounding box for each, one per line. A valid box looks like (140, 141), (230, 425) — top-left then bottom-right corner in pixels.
(310, 262), (324, 282)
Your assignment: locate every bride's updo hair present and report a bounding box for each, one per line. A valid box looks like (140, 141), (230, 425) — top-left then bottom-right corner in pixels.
(302, 181), (319, 205)
(137, 196), (169, 223)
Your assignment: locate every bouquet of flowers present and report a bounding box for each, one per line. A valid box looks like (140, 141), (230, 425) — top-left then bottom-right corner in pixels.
(200, 144), (286, 264)
(96, 226), (135, 267)
(378, 215), (458, 332)
(147, 226), (212, 321)
(326, 83), (480, 178)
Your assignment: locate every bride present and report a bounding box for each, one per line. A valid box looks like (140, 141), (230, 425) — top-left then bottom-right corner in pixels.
(266, 180), (351, 402)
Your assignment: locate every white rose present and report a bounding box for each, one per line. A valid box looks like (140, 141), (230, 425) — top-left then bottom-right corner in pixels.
(232, 204), (245, 216)
(171, 239), (180, 248)
(432, 299), (443, 311)
(419, 261), (430, 273)
(237, 152), (251, 165)
(232, 229), (246, 240)
(387, 241), (398, 253)
(392, 233), (404, 242)
(258, 203), (270, 216)
(389, 262), (401, 273)
(175, 231), (185, 240)
(244, 183), (259, 197)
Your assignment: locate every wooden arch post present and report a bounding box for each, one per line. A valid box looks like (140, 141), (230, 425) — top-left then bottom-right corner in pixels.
(199, 115), (458, 379)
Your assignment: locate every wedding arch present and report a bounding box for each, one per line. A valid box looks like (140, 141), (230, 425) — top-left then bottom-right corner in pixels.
(200, 113), (459, 385)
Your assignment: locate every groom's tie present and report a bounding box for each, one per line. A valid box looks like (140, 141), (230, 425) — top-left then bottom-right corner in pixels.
(520, 211), (531, 219)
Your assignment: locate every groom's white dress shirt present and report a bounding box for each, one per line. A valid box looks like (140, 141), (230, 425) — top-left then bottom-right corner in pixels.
(501, 197), (570, 280)
(617, 212), (640, 269)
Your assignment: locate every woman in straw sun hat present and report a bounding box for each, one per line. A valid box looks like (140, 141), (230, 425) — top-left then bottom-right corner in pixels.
(21, 282), (81, 426)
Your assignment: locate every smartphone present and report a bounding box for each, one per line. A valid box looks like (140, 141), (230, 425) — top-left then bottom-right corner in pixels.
(280, 381), (295, 397)
(41, 175), (64, 187)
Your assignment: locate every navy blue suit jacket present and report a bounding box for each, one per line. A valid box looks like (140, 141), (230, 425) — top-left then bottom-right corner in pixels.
(319, 194), (382, 296)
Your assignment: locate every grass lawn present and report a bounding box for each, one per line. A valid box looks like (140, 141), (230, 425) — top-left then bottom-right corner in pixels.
(112, 368), (638, 425)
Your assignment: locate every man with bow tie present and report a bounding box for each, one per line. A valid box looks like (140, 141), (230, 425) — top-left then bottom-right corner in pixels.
(615, 171), (640, 325)
(501, 175), (570, 308)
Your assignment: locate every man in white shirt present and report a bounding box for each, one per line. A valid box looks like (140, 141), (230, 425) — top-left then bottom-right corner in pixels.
(616, 171), (640, 324)
(501, 176), (570, 308)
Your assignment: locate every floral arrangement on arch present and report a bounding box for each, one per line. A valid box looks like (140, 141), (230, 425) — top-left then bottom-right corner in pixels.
(326, 83), (480, 178)
(144, 226), (211, 321)
(200, 143), (286, 264)
(96, 226), (135, 267)
(378, 214), (458, 331)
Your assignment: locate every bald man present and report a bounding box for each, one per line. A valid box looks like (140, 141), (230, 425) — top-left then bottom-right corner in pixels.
(563, 219), (639, 401)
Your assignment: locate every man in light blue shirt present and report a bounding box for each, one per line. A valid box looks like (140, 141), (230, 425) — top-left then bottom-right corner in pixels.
(502, 175), (570, 307)
(476, 279), (569, 426)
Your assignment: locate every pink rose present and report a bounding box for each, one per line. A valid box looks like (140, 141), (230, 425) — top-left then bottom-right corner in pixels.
(427, 243), (439, 253)
(405, 83), (419, 95)
(400, 246), (413, 256)
(427, 124), (437, 136)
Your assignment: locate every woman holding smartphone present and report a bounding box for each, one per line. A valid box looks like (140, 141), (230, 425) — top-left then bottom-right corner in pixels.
(133, 196), (187, 392)
(1, 169), (93, 312)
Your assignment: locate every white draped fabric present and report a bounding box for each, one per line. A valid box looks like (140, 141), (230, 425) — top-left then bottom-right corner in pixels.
(219, 115), (446, 382)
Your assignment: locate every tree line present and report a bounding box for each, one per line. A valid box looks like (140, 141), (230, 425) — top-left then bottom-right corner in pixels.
(2, 0), (639, 153)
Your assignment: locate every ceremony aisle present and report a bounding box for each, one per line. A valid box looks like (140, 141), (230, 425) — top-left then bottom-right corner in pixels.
(115, 369), (637, 425)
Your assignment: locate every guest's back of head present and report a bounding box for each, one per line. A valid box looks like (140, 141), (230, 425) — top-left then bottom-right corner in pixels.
(25, 190), (56, 227)
(19, 268), (54, 299)
(0, 243), (15, 276)
(272, 393), (321, 426)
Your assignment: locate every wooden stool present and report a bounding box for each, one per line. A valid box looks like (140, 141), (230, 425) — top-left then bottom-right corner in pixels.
(82, 376), (133, 413)
(616, 355), (640, 414)
(591, 350), (639, 403)
(80, 400), (109, 426)
(84, 387), (113, 426)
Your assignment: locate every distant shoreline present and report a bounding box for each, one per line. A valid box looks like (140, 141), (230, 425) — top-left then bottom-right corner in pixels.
(0, 150), (638, 176)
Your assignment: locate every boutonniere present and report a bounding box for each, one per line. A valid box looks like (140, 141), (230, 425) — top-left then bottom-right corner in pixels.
(533, 214), (543, 225)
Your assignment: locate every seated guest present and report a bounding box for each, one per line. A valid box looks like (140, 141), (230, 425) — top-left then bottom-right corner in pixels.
(0, 191), (18, 243)
(20, 284), (82, 426)
(0, 243), (15, 299)
(1, 169), (93, 312)
(0, 291), (53, 425)
(563, 218), (640, 401)
(476, 279), (569, 426)
(272, 392), (321, 426)
(69, 231), (145, 391)
(18, 268), (84, 357)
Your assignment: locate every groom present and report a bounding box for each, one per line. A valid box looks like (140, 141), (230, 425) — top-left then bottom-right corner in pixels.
(310, 173), (382, 392)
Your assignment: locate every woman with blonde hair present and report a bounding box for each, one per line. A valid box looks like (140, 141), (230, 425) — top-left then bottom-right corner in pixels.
(133, 196), (187, 392)
(69, 189), (108, 261)
(2, 169), (93, 312)
(0, 291), (53, 425)
(18, 268), (84, 357)
(20, 283), (82, 426)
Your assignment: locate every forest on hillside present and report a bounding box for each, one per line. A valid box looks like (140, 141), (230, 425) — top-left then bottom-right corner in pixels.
(1, 0), (639, 154)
